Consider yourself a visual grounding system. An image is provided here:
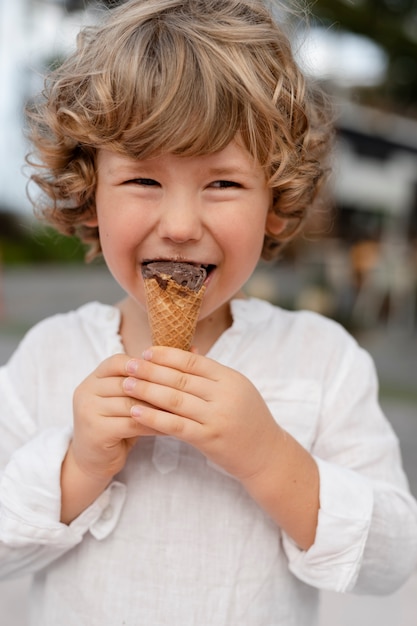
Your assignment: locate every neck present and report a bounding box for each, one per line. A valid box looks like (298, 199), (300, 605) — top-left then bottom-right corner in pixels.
(192, 299), (234, 355)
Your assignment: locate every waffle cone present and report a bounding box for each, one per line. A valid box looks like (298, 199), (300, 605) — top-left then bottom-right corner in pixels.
(143, 276), (206, 350)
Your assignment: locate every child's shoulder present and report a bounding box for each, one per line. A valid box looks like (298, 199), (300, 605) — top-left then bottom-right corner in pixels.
(231, 297), (371, 385)
(239, 297), (355, 345)
(12, 302), (122, 363)
(28, 300), (118, 334)
(235, 297), (366, 370)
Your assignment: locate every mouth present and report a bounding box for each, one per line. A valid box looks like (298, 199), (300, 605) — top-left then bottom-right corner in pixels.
(141, 259), (216, 280)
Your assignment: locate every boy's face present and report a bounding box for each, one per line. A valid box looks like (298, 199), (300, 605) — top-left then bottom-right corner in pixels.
(93, 139), (280, 328)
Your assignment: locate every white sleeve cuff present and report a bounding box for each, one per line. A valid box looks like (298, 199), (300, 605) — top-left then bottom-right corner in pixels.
(0, 427), (126, 548)
(70, 481), (126, 541)
(282, 457), (373, 592)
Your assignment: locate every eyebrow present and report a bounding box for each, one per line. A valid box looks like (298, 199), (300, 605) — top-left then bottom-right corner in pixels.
(206, 165), (253, 178)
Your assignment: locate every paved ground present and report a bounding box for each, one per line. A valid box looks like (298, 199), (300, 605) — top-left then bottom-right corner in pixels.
(0, 265), (416, 625)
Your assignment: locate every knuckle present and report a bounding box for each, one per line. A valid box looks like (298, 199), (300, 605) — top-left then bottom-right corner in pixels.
(184, 352), (198, 371)
(175, 373), (189, 392)
(171, 417), (185, 436)
(207, 423), (222, 443)
(169, 390), (184, 412)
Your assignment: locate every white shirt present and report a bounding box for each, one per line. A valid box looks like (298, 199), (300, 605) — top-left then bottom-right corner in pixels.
(0, 298), (416, 626)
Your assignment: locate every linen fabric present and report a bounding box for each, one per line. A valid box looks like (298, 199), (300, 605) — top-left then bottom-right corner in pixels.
(1, 299), (416, 625)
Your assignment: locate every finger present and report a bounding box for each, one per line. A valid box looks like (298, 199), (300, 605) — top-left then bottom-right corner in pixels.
(130, 404), (202, 442)
(74, 376), (132, 419)
(141, 346), (221, 380)
(123, 358), (213, 402)
(88, 414), (162, 440)
(95, 353), (137, 379)
(106, 416), (162, 439)
(124, 377), (206, 423)
(91, 375), (128, 399)
(90, 395), (145, 419)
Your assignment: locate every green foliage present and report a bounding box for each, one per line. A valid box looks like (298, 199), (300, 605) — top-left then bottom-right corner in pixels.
(312, 0), (417, 111)
(0, 222), (87, 265)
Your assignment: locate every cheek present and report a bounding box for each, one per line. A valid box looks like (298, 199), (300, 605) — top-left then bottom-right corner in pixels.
(229, 215), (267, 255)
(219, 224), (265, 285)
(233, 216), (267, 274)
(97, 220), (134, 269)
(97, 210), (138, 250)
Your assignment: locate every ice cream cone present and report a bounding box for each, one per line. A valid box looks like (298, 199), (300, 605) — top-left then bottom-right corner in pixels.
(142, 265), (206, 350)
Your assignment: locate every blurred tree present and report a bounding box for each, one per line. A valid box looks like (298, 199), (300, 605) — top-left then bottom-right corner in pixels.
(98, 0), (125, 6)
(312, 0), (417, 113)
(63, 0), (92, 10)
(62, 0), (124, 11)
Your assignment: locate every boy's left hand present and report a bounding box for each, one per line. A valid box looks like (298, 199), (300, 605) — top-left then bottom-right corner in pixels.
(124, 346), (320, 550)
(123, 346), (281, 481)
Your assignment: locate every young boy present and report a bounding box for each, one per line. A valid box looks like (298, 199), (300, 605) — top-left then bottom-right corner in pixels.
(1, 1), (416, 624)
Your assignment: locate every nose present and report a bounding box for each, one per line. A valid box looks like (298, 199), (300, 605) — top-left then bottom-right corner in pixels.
(157, 197), (203, 243)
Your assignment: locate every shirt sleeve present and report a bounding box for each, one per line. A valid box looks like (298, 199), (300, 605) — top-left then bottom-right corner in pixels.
(282, 337), (417, 594)
(0, 421), (126, 580)
(0, 322), (126, 580)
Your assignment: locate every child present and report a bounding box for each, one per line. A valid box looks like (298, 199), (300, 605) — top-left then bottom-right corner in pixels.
(1, 1), (417, 624)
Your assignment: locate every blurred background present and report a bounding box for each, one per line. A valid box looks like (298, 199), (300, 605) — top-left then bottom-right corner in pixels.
(1, 0), (417, 333)
(0, 1), (416, 625)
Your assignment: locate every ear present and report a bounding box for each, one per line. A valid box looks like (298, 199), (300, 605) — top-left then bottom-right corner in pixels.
(265, 211), (287, 236)
(83, 215), (98, 227)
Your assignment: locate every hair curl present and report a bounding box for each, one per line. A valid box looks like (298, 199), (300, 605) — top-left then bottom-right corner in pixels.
(26, 0), (333, 261)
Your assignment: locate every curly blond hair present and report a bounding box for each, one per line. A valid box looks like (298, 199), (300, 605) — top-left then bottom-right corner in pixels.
(26, 0), (333, 260)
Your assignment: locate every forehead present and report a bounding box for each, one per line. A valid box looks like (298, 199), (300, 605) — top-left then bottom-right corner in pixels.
(96, 139), (263, 174)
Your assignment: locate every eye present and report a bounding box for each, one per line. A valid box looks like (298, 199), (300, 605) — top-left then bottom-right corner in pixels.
(210, 180), (241, 189)
(125, 178), (160, 187)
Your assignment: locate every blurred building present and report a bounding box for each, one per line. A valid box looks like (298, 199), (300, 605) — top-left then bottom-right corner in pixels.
(327, 102), (417, 331)
(333, 100), (417, 244)
(0, 0), (98, 216)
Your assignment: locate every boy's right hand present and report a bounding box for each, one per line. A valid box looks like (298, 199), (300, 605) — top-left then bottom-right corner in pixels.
(71, 353), (160, 482)
(60, 354), (160, 524)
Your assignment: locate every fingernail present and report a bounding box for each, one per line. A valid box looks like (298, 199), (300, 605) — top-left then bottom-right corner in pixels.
(131, 405), (142, 418)
(126, 359), (139, 374)
(142, 349), (153, 361)
(124, 377), (136, 392)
